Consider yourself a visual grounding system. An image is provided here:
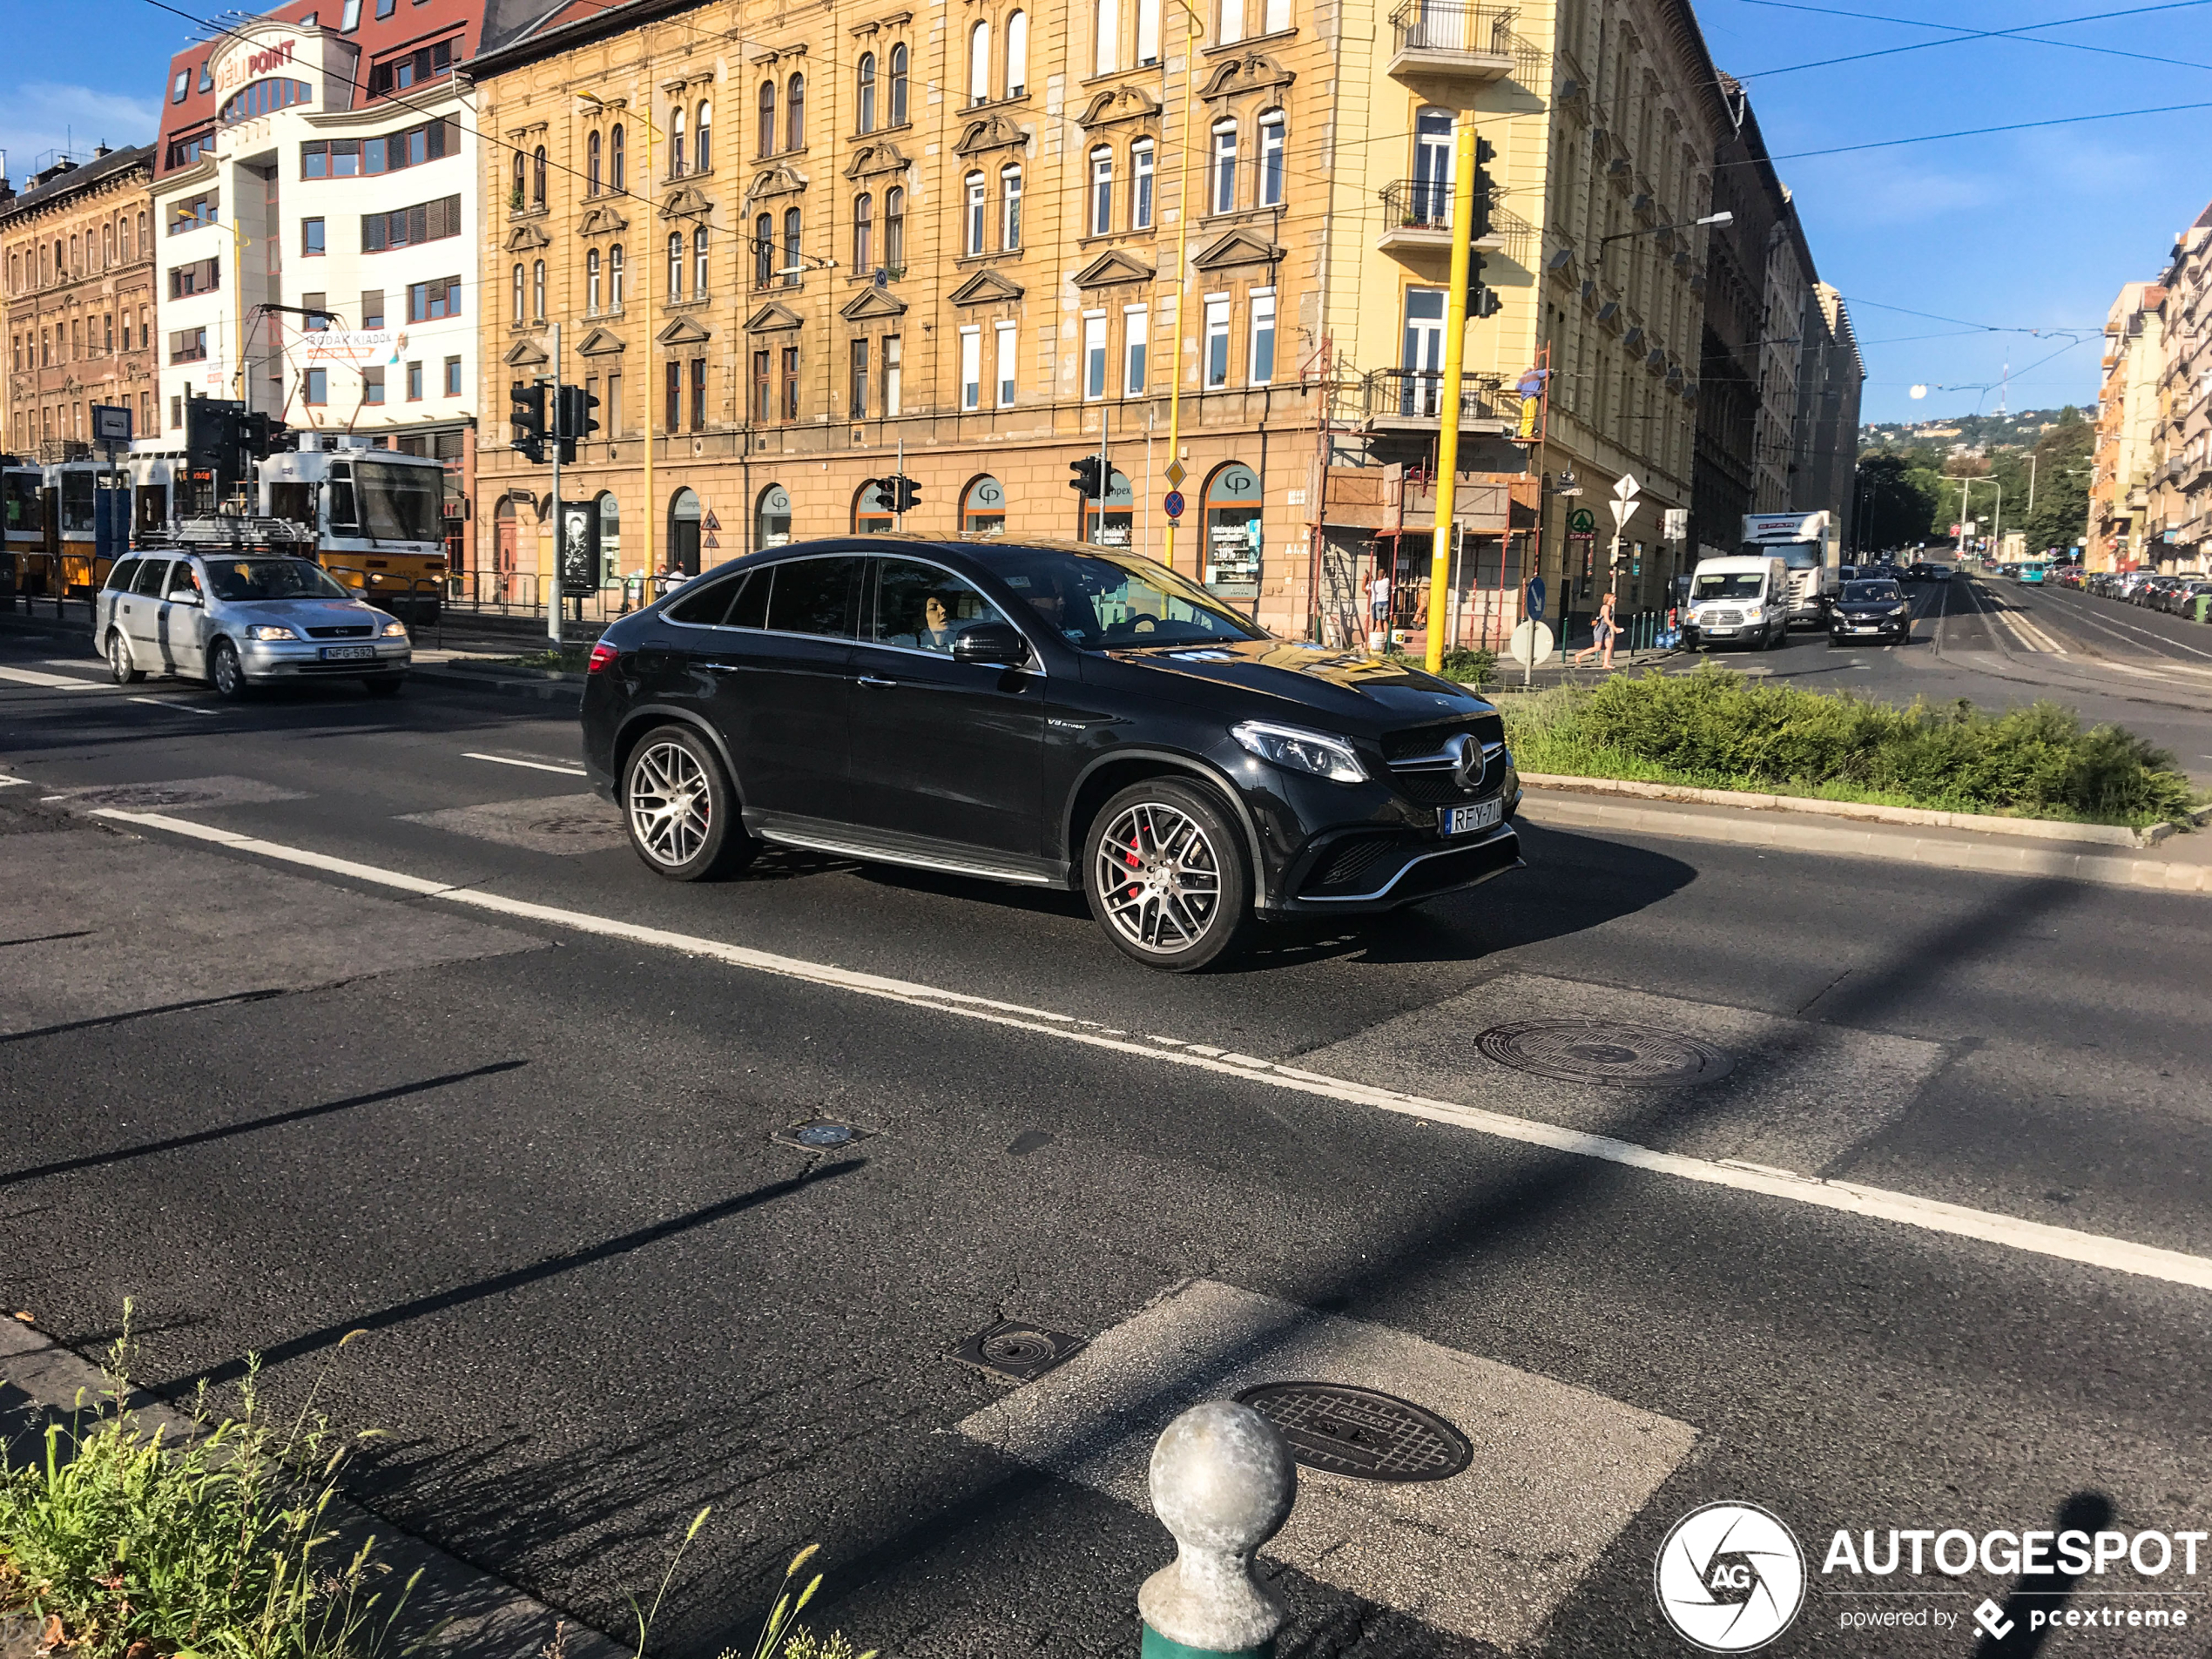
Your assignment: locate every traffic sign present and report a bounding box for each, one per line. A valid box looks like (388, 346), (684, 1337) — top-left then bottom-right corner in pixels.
(1524, 576), (1546, 621)
(1164, 460), (1188, 488)
(1163, 489), (1185, 519)
(1612, 472), (1642, 502)
(1508, 620), (1555, 666)
(1608, 496), (1637, 529)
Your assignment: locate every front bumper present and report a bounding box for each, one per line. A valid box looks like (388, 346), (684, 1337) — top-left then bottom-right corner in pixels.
(241, 639), (411, 681)
(1830, 616), (1908, 637)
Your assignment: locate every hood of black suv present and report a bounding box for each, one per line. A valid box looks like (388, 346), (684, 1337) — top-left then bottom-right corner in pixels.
(1095, 637), (1494, 728)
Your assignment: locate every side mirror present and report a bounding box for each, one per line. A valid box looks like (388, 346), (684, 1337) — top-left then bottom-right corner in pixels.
(167, 589), (203, 607)
(950, 621), (1032, 668)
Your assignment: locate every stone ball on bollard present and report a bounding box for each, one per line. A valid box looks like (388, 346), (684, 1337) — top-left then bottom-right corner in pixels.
(1138, 1400), (1298, 1657)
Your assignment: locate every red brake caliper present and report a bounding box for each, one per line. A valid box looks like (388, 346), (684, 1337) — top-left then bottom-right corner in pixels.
(1125, 828), (1143, 899)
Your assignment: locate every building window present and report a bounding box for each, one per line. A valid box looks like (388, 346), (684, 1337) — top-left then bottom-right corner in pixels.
(890, 44), (909, 125)
(665, 361), (681, 431)
(168, 257), (219, 299)
(407, 275), (462, 320)
(511, 150), (524, 202)
(532, 145), (547, 206)
(444, 355), (462, 396)
(670, 105), (686, 176)
(361, 193), (462, 252)
(962, 475), (1007, 534)
(965, 172), (986, 255)
(1096, 0), (1118, 74)
(1138, 0), (1161, 63)
(787, 72), (806, 149)
(695, 101), (711, 171)
(754, 213), (774, 287)
(758, 482), (793, 547)
(695, 225), (710, 295)
(407, 360), (424, 400)
(1124, 304), (1148, 395)
(969, 21), (990, 105)
(611, 125), (626, 190)
(858, 53), (877, 133)
(1248, 287), (1276, 383)
(362, 290), (387, 328)
(305, 368), (327, 403)
(1008, 10), (1028, 96)
(781, 347), (800, 420)
(610, 243), (625, 307)
(1083, 313), (1108, 401)
(759, 81), (776, 155)
(1001, 165), (1022, 249)
(512, 263), (524, 321)
(884, 334), (902, 415)
(1132, 140), (1156, 228)
(959, 326), (981, 410)
(302, 217), (326, 256)
(884, 187), (906, 266)
(1258, 111), (1285, 206)
(1204, 293), (1231, 387)
(532, 260), (545, 319)
(301, 292), (330, 330)
(587, 248), (602, 313)
(170, 327), (208, 364)
(752, 349), (771, 423)
(849, 337), (868, 418)
(363, 366), (385, 404)
(691, 357), (707, 429)
(782, 208), (802, 286)
(1221, 0), (1244, 41)
(170, 190), (219, 233)
(1265, 0), (1290, 30)
(1211, 121), (1238, 213)
(995, 320), (1017, 406)
(854, 478), (895, 533)
(667, 231), (683, 300)
(1089, 148), (1113, 236)
(854, 192), (873, 272)
(588, 130), (602, 193)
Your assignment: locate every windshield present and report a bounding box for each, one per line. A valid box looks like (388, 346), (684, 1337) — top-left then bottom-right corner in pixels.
(976, 545), (1269, 650)
(202, 558), (352, 601)
(1695, 571), (1766, 601)
(353, 459), (444, 543)
(1843, 581), (1902, 602)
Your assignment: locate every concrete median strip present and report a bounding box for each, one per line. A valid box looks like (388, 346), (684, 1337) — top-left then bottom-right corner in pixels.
(80, 806), (2212, 1294)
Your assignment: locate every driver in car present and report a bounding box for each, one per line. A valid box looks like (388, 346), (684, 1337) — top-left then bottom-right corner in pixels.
(916, 594), (959, 651)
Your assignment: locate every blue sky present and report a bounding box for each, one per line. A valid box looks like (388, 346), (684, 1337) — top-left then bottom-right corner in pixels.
(6, 0), (2206, 426)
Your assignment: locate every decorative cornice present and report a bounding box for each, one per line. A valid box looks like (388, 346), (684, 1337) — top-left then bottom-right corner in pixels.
(657, 315), (712, 346)
(1076, 84), (1161, 131)
(577, 326), (626, 355)
(843, 141), (912, 181)
(745, 300), (806, 332)
(1191, 227), (1281, 271)
(659, 183), (714, 221)
(954, 113), (1029, 158)
(502, 337), (550, 368)
(1072, 248), (1157, 288)
(839, 287), (909, 321)
(577, 203), (629, 237)
(502, 222), (552, 253)
(947, 267), (1025, 306)
(1197, 50), (1293, 103)
(745, 164), (810, 205)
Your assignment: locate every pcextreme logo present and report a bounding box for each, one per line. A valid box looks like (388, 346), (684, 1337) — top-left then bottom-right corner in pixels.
(1656, 1502), (1809, 1653)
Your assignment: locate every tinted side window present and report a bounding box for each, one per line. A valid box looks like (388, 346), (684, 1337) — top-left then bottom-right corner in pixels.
(167, 561), (203, 597)
(105, 558), (139, 592)
(665, 577), (738, 625)
(763, 556), (860, 637)
(727, 567), (769, 630)
(132, 559), (172, 597)
(871, 559), (1008, 650)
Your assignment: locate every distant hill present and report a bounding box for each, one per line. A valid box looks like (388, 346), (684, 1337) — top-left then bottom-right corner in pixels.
(1860, 408), (2087, 452)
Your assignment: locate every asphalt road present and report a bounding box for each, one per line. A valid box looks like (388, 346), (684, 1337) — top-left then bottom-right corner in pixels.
(3, 620), (2209, 1657)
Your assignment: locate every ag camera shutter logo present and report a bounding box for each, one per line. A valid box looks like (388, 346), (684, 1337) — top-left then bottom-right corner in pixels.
(1655, 1502), (1807, 1652)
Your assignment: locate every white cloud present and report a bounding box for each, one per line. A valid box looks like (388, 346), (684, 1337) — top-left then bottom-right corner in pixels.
(0, 82), (160, 181)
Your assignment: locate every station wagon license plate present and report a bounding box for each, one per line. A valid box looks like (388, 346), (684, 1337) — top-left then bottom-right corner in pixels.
(1440, 799), (1503, 837)
(320, 644), (376, 661)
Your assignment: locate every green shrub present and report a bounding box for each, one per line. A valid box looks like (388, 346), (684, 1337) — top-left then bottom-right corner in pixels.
(1383, 646), (1497, 686)
(1498, 664), (2202, 826)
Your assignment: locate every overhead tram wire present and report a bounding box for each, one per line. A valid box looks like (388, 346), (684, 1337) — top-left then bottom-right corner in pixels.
(1735, 0), (2212, 79)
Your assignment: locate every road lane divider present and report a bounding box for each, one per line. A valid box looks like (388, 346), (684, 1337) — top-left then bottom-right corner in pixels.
(463, 752), (590, 777)
(83, 805), (2212, 1295)
(0, 665), (112, 690)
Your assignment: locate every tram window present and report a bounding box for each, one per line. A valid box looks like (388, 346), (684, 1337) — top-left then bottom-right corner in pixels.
(327, 472), (359, 536)
(269, 482), (314, 525)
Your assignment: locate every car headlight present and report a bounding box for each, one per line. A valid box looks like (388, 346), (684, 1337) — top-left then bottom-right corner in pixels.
(1891, 604), (1910, 617)
(380, 620), (409, 637)
(247, 624), (299, 641)
(1231, 720), (1367, 784)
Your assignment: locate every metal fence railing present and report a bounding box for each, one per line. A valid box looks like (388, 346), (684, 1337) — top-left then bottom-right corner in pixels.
(1361, 367), (1510, 424)
(1389, 0), (1517, 57)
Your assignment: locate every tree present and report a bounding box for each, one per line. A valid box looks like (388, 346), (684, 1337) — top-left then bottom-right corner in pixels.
(1857, 450), (1944, 550)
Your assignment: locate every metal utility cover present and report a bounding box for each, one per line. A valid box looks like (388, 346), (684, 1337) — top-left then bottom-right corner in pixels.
(1477, 1017), (1733, 1088)
(771, 1117), (873, 1151)
(948, 1319), (1087, 1383)
(1234, 1380), (1472, 1482)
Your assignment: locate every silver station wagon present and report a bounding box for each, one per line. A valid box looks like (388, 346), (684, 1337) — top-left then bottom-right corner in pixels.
(99, 551), (412, 698)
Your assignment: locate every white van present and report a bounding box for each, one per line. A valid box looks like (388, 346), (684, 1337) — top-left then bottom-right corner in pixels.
(1682, 556), (1790, 651)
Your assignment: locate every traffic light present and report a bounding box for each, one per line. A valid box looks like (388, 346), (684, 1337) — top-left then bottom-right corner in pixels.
(1467, 253), (1503, 320)
(886, 473), (921, 514)
(1069, 455), (1104, 498)
(509, 381), (547, 463)
(556, 383), (601, 464)
(1471, 136), (1496, 241)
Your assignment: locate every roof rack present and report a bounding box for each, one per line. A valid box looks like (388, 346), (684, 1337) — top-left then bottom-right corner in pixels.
(139, 516), (316, 550)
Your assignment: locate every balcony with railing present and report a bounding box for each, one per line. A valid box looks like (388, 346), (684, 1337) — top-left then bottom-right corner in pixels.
(1374, 182), (1535, 266)
(1387, 1), (1518, 85)
(1360, 367), (1511, 432)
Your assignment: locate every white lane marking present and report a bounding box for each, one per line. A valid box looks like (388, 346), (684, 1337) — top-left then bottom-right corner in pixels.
(462, 752), (590, 778)
(85, 806), (2212, 1294)
(0, 776), (25, 788)
(130, 697), (219, 715)
(0, 665), (110, 690)
(2043, 591), (2212, 662)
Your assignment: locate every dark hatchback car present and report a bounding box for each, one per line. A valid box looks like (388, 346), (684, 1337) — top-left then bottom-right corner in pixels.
(580, 537), (1523, 969)
(1828, 577), (1912, 645)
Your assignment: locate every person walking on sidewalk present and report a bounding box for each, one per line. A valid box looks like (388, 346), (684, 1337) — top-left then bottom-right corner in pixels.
(1573, 590), (1619, 669)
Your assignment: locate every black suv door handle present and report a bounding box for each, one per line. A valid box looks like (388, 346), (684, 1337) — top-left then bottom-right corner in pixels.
(855, 675), (895, 687)
(701, 661), (739, 673)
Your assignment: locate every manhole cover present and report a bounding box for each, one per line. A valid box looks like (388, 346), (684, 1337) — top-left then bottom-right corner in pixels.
(1475, 1018), (1733, 1087)
(948, 1319), (1086, 1383)
(1234, 1382), (1472, 1482)
(770, 1117), (872, 1150)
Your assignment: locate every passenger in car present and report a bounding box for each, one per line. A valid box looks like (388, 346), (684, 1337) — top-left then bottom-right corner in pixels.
(917, 594), (958, 651)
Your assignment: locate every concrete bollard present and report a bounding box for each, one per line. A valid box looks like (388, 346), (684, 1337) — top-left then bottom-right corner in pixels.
(1138, 1401), (1298, 1658)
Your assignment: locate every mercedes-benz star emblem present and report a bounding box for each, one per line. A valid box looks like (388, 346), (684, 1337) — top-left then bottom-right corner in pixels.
(1447, 732), (1483, 791)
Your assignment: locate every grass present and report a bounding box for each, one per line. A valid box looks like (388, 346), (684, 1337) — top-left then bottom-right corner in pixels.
(0, 1310), (415, 1659)
(1386, 646), (1498, 687)
(490, 645), (596, 673)
(1494, 664), (2204, 829)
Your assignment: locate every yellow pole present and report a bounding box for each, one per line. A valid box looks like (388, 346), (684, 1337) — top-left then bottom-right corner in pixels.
(642, 103), (657, 582)
(1162, 3), (1200, 574)
(1425, 123), (1479, 672)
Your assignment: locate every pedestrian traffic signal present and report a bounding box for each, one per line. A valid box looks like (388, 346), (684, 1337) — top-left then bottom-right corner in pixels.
(1069, 455), (1104, 498)
(509, 382), (547, 463)
(886, 473), (921, 514)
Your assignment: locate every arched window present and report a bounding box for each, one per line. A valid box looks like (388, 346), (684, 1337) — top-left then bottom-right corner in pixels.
(671, 105), (685, 175)
(611, 125), (626, 190)
(667, 231), (684, 300)
(787, 73), (805, 149)
(968, 21), (990, 105)
(1203, 462), (1263, 591)
(1211, 118), (1238, 214)
(965, 171), (987, 255)
(587, 130), (602, 193)
(758, 81), (776, 156)
(1258, 110), (1286, 206)
(532, 259), (546, 318)
(853, 478), (894, 534)
(102, 225), (113, 266)
(586, 247), (602, 313)
(695, 100), (711, 170)
(853, 192), (873, 272)
(755, 482), (792, 550)
(512, 262), (524, 321)
(962, 474), (1007, 534)
(1094, 0), (1117, 75)
(884, 186), (906, 267)
(1089, 146), (1113, 236)
(1007, 11), (1029, 97)
(531, 145), (547, 206)
(889, 44), (909, 125)
(857, 53), (877, 134)
(137, 212), (147, 254)
(511, 151), (525, 203)
(669, 487), (703, 576)
(1413, 107), (1452, 224)
(754, 212), (774, 287)
(694, 225), (710, 294)
(596, 493), (622, 574)
(1001, 165), (1022, 249)
(609, 243), (625, 307)
(782, 207), (802, 285)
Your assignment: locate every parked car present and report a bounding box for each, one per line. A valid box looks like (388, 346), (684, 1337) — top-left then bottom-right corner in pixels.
(1681, 556), (1791, 651)
(2168, 577), (2212, 617)
(579, 537), (1525, 970)
(99, 550), (412, 698)
(1828, 578), (1912, 646)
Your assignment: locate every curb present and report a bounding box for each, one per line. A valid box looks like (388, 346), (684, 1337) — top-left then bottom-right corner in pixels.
(0, 1317), (624, 1659)
(1520, 789), (2212, 896)
(1515, 772), (2199, 849)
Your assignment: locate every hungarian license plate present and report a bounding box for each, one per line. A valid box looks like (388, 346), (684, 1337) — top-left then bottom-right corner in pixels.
(320, 644), (376, 661)
(1851, 624), (1880, 632)
(1440, 799), (1503, 837)
(1706, 625), (1736, 635)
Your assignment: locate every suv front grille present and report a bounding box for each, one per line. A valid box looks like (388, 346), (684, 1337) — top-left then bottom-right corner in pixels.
(1381, 713), (1503, 764)
(306, 624), (373, 639)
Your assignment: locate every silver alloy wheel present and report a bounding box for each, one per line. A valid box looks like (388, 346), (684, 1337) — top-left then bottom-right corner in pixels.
(212, 643), (240, 696)
(628, 739), (713, 868)
(108, 631), (132, 684)
(1096, 800), (1224, 954)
